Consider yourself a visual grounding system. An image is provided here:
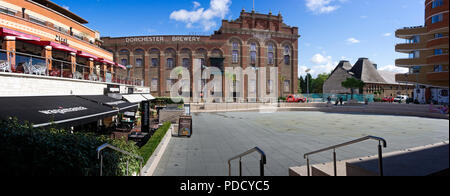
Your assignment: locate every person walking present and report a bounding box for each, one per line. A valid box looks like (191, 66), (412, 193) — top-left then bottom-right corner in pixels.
(327, 96), (332, 107)
(339, 96), (343, 106)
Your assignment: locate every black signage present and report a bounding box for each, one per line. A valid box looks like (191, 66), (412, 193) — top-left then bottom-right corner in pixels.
(141, 101), (150, 133)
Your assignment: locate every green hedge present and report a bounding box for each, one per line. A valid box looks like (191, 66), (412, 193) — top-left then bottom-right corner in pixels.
(139, 122), (171, 163)
(0, 118), (140, 176)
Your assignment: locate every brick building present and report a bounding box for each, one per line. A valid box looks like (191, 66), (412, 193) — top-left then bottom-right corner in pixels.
(101, 10), (300, 101)
(323, 58), (414, 98)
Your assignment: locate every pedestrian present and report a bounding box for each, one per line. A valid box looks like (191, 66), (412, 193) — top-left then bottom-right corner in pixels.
(327, 96), (332, 106)
(339, 96), (343, 106)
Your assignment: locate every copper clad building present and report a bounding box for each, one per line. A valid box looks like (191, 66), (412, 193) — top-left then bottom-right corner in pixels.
(102, 10), (300, 100)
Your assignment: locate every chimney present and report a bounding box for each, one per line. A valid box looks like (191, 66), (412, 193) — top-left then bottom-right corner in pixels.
(373, 64), (378, 70)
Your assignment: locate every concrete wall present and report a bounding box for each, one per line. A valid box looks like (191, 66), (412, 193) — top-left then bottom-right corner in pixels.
(0, 72), (149, 97)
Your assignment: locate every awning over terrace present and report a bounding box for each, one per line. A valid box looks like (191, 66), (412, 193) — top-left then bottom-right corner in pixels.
(0, 96), (119, 128)
(78, 95), (138, 112)
(122, 94), (147, 103)
(0, 27), (41, 41)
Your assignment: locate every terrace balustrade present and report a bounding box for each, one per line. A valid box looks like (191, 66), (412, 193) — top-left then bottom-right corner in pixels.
(0, 49), (143, 86)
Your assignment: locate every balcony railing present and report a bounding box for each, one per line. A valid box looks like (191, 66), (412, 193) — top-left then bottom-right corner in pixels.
(0, 49), (144, 86)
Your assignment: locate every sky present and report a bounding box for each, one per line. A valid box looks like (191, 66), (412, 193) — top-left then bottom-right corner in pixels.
(52, 0), (425, 78)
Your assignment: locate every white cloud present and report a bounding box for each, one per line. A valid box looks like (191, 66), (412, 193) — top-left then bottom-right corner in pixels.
(300, 53), (337, 77)
(62, 5), (70, 10)
(346, 37), (360, 44)
(193, 1), (201, 8)
(305, 0), (343, 14)
(379, 64), (408, 73)
(382, 33), (392, 37)
(170, 0), (231, 31)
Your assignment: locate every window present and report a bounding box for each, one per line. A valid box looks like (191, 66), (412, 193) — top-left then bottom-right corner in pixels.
(441, 90), (449, 97)
(121, 59), (128, 66)
(268, 44), (274, 65)
(233, 42), (239, 50)
(167, 58), (174, 69)
(431, 14), (443, 24)
(434, 65), (443, 72)
(409, 51), (420, 58)
(182, 58), (190, 69)
(151, 58), (158, 67)
(411, 66), (421, 74)
(166, 79), (173, 91)
(284, 80), (290, 92)
(232, 50), (239, 63)
(434, 33), (443, 39)
(432, 0), (444, 8)
(135, 58), (143, 67)
(412, 35), (420, 43)
(434, 49), (443, 55)
(250, 43), (257, 65)
(284, 45), (291, 65)
(151, 78), (158, 91)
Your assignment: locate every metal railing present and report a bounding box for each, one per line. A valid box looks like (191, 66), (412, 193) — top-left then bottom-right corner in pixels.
(97, 143), (144, 176)
(1, 49), (144, 86)
(304, 136), (387, 176)
(228, 147), (266, 176)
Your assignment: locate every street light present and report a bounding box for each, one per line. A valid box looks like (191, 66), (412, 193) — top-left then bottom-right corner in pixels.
(305, 68), (311, 103)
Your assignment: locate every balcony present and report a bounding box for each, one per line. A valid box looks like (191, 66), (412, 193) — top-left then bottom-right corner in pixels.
(395, 42), (427, 53)
(396, 26), (427, 38)
(427, 71), (449, 81)
(427, 36), (449, 48)
(427, 54), (449, 64)
(395, 58), (428, 67)
(395, 73), (418, 83)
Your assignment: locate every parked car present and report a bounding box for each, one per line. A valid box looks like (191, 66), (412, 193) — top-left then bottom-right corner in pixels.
(286, 95), (307, 103)
(382, 96), (394, 103)
(394, 95), (409, 103)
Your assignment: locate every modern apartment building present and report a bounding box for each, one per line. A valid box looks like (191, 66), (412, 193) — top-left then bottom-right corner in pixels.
(395, 0), (449, 104)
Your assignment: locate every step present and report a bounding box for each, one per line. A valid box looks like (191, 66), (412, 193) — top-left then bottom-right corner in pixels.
(346, 142), (449, 176)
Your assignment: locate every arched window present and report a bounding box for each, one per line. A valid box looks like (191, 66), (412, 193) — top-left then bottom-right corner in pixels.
(283, 45), (291, 65)
(250, 42), (257, 65)
(134, 49), (145, 67)
(232, 41), (239, 63)
(267, 43), (275, 65)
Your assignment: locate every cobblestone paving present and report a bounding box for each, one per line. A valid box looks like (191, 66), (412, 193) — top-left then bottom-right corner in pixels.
(154, 111), (449, 176)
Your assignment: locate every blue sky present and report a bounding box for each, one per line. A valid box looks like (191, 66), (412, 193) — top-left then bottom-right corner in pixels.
(53, 0), (425, 77)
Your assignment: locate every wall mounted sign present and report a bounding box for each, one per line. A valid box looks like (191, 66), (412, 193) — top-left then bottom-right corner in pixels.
(55, 35), (68, 45)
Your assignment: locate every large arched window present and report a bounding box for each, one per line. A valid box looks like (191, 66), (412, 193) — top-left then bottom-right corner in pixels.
(250, 42), (257, 66)
(165, 48), (176, 69)
(119, 49), (130, 66)
(267, 43), (275, 65)
(134, 49), (145, 67)
(232, 41), (240, 64)
(149, 48), (160, 67)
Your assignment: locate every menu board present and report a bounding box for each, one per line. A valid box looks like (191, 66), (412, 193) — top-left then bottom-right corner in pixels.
(178, 116), (192, 137)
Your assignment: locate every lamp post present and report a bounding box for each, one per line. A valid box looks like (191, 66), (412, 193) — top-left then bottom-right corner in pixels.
(305, 69), (311, 103)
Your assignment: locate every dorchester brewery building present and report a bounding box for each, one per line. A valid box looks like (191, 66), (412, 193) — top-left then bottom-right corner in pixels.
(101, 10), (300, 101)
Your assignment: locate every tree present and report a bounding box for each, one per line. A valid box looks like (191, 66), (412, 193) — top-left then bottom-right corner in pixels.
(341, 77), (365, 100)
(298, 76), (305, 93)
(311, 73), (329, 93)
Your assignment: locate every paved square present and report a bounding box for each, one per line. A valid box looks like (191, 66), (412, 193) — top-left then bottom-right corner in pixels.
(154, 111), (449, 176)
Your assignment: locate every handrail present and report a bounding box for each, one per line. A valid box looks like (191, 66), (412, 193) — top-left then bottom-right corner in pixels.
(303, 136), (387, 176)
(97, 143), (144, 176)
(228, 147), (266, 176)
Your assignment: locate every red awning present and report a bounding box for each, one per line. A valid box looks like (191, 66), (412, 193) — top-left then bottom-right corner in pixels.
(48, 42), (78, 53)
(98, 58), (116, 65)
(77, 51), (98, 60)
(116, 63), (127, 70)
(0, 27), (41, 41)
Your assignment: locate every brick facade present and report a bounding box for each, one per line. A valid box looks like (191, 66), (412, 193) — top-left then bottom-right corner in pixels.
(101, 10), (300, 101)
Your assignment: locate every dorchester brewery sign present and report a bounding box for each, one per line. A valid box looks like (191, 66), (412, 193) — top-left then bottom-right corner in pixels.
(125, 36), (202, 43)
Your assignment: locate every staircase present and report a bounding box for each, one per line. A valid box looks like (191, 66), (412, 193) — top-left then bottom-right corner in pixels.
(290, 140), (449, 176)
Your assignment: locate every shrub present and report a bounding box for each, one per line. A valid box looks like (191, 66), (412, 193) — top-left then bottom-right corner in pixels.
(0, 118), (141, 176)
(139, 122), (172, 163)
